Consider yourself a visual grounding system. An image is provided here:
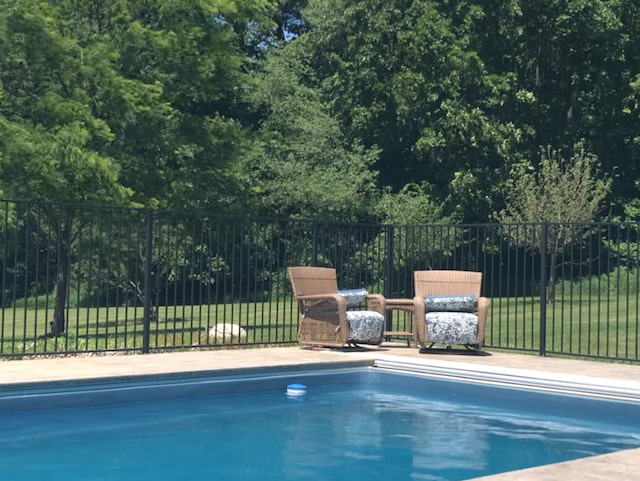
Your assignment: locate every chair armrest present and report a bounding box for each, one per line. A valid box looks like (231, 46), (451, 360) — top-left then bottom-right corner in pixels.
(413, 295), (426, 344)
(365, 293), (386, 314)
(477, 296), (490, 313)
(295, 293), (343, 301)
(295, 293), (347, 313)
(475, 297), (490, 346)
(412, 296), (426, 317)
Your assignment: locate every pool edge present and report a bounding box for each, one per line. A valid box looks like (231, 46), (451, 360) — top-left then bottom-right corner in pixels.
(1, 347), (639, 481)
(372, 356), (640, 402)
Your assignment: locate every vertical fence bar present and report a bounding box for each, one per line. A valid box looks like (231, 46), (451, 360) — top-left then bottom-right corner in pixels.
(385, 224), (395, 332)
(2, 199), (640, 362)
(385, 225), (395, 298)
(142, 210), (153, 353)
(539, 221), (548, 356)
(312, 220), (319, 266)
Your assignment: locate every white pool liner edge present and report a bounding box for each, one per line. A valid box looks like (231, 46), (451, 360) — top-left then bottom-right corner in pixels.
(371, 355), (640, 402)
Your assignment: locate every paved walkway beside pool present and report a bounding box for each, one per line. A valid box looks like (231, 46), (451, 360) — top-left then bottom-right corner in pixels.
(0, 344), (639, 481)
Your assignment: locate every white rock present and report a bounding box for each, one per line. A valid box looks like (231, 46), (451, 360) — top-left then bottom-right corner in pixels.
(208, 323), (247, 342)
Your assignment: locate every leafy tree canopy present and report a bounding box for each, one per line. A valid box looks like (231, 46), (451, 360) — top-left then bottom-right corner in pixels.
(244, 45), (380, 221)
(495, 141), (612, 302)
(497, 142), (612, 227)
(1, 0), (640, 223)
(0, 0), (275, 210)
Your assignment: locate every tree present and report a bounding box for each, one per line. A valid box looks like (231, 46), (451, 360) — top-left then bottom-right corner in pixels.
(496, 142), (612, 302)
(372, 182), (463, 286)
(0, 0), (276, 334)
(0, 0), (134, 334)
(240, 0), (309, 57)
(243, 45), (381, 222)
(517, 0), (638, 202)
(267, 0), (640, 221)
(293, 0), (527, 221)
(103, 0), (277, 211)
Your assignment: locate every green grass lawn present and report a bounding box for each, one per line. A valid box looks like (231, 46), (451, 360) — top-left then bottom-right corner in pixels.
(1, 295), (638, 360)
(488, 295), (640, 359)
(0, 299), (300, 356)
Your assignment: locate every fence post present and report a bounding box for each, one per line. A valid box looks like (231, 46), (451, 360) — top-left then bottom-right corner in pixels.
(539, 221), (548, 356)
(385, 225), (395, 331)
(312, 220), (319, 266)
(142, 210), (153, 354)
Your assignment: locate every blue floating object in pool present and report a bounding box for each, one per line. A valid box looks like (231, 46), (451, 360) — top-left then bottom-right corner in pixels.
(287, 383), (307, 396)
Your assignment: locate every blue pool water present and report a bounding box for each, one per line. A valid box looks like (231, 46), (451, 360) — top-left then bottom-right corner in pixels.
(0, 367), (639, 481)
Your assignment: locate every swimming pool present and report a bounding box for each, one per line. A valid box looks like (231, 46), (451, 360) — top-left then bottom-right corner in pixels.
(0, 361), (639, 481)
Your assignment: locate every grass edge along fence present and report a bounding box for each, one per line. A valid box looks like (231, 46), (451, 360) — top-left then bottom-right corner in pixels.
(0, 199), (638, 362)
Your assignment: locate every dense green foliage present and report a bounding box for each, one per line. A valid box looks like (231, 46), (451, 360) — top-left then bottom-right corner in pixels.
(0, 0), (274, 211)
(1, 0), (637, 222)
(290, 0), (640, 222)
(2, 0), (640, 335)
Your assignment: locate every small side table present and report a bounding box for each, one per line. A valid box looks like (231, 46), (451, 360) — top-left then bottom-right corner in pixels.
(383, 298), (416, 346)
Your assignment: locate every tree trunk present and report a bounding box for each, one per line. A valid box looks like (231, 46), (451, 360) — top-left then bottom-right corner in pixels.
(546, 247), (558, 304)
(49, 217), (72, 336)
(129, 279), (158, 322)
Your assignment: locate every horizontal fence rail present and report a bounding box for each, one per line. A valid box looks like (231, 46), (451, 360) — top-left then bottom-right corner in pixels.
(0, 199), (638, 362)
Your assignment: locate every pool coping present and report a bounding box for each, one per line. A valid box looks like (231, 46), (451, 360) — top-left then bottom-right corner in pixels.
(372, 356), (640, 401)
(1, 345), (639, 481)
(0, 359), (374, 392)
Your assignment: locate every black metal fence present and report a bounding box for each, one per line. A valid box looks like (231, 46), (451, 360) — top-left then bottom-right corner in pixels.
(0, 199), (638, 362)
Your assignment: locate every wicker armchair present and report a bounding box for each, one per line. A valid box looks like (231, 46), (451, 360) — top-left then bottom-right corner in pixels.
(413, 270), (490, 350)
(288, 266), (386, 347)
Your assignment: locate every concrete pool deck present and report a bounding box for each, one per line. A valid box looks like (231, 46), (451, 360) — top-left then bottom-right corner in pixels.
(0, 344), (639, 481)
